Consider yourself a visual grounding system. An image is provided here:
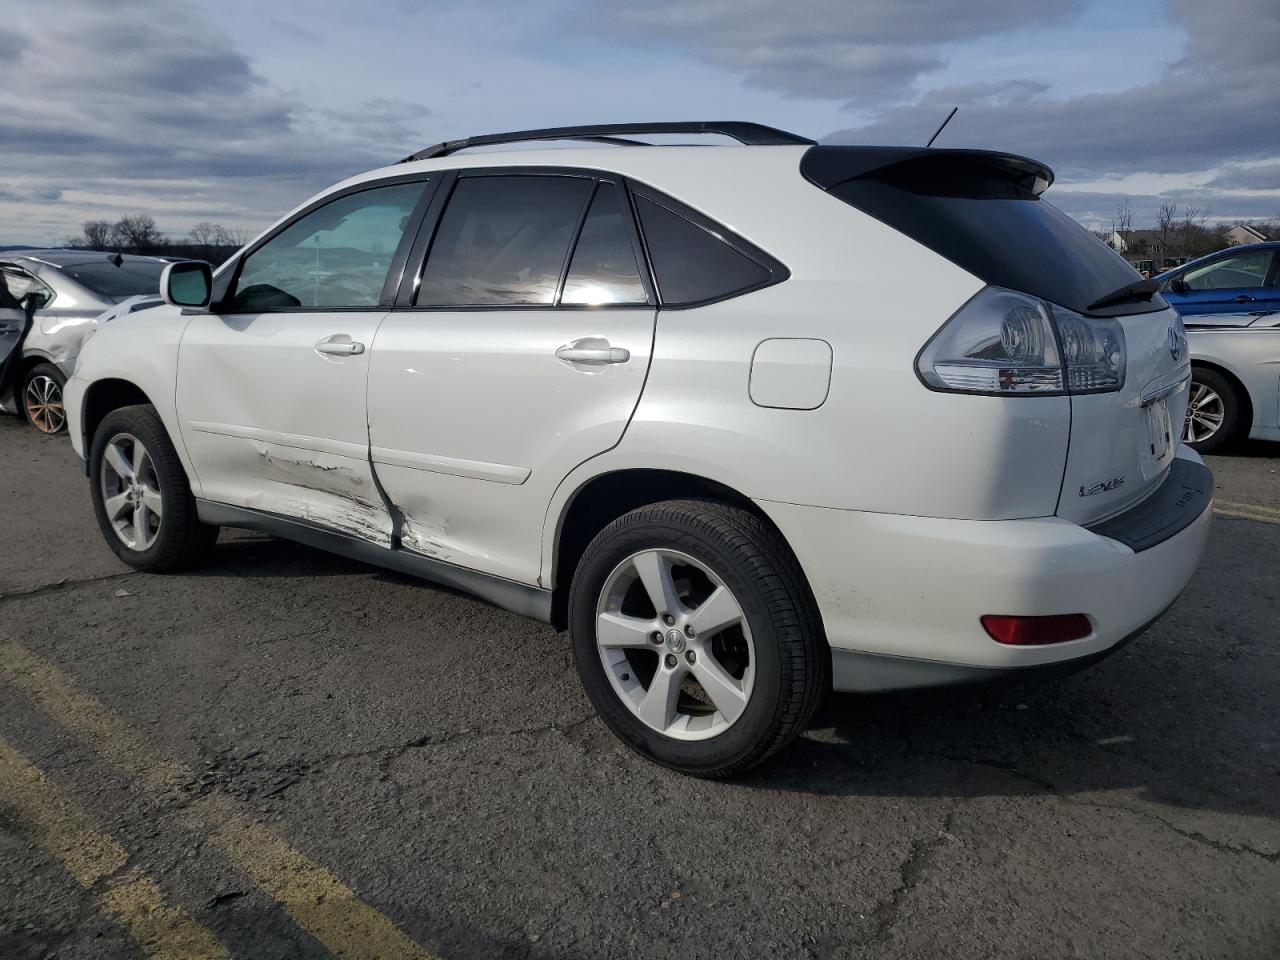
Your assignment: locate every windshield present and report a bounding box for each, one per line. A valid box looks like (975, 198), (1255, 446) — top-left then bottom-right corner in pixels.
(59, 260), (168, 299)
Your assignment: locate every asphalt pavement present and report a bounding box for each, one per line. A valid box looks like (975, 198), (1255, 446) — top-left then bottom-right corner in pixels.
(1, 414), (1277, 959)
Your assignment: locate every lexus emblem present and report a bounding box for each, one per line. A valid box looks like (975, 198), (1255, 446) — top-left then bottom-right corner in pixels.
(1168, 325), (1187, 363)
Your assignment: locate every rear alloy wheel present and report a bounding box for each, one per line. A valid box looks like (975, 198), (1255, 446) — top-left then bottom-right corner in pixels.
(1183, 368), (1243, 454)
(22, 363), (67, 434)
(89, 404), (218, 572)
(570, 499), (827, 778)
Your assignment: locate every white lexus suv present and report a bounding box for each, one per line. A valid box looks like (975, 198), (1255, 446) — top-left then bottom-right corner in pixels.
(64, 122), (1212, 777)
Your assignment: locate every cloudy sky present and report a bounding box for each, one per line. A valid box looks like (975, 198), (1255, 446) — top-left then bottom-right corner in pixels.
(1, 0), (1276, 246)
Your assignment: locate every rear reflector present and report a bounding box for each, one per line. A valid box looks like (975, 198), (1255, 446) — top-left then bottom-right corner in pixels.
(981, 614), (1092, 646)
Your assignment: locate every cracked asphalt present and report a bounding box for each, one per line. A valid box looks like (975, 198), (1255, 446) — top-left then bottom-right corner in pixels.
(1, 414), (1278, 959)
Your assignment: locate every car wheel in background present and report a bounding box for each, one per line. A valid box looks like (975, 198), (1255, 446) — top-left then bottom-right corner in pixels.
(569, 499), (827, 778)
(1183, 367), (1244, 454)
(22, 362), (67, 434)
(88, 404), (219, 572)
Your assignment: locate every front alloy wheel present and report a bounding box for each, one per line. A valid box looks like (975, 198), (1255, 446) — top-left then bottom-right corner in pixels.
(99, 432), (164, 551)
(88, 403), (218, 572)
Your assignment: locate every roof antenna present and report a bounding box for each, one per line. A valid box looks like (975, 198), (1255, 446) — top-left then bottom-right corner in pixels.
(925, 107), (958, 148)
(111, 252), (124, 267)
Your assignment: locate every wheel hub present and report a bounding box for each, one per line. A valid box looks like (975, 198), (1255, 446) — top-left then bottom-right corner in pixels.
(664, 628), (686, 653)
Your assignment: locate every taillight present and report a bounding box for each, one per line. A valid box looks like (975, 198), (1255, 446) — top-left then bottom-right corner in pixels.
(981, 614), (1092, 645)
(917, 286), (1126, 395)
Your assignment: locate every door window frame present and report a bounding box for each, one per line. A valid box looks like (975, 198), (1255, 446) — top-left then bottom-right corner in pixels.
(212, 172), (439, 314)
(1173, 247), (1279, 292)
(1, 266), (56, 310)
(395, 167), (656, 311)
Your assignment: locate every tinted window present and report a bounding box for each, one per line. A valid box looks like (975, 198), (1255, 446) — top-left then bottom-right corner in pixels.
(635, 196), (771, 306)
(232, 181), (425, 310)
(418, 176), (592, 306)
(805, 144), (1153, 316)
(1181, 249), (1274, 291)
(60, 260), (166, 299)
(561, 186), (648, 306)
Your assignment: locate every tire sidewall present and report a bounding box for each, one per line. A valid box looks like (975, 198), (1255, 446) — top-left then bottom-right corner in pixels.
(89, 407), (186, 568)
(570, 511), (791, 773)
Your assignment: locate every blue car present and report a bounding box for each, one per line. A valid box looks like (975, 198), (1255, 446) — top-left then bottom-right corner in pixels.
(1157, 241), (1280, 318)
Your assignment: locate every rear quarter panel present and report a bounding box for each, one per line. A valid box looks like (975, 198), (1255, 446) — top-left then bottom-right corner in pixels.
(540, 151), (1073, 584)
(1189, 326), (1280, 436)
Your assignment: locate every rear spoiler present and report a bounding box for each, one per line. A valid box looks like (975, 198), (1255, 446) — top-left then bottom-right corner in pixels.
(801, 146), (1054, 198)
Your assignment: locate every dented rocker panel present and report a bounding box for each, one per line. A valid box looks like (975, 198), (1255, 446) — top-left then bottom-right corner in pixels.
(196, 499), (553, 621)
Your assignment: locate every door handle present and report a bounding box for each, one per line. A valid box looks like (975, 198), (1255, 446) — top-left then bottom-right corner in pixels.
(315, 335), (365, 357)
(1233, 294), (1254, 303)
(555, 339), (630, 365)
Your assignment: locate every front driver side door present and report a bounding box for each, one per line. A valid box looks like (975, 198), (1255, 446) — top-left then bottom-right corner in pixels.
(1169, 247), (1278, 317)
(177, 177), (431, 544)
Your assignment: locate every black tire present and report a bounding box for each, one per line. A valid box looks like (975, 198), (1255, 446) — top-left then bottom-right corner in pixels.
(569, 499), (827, 778)
(88, 404), (218, 572)
(21, 362), (67, 435)
(1184, 367), (1245, 454)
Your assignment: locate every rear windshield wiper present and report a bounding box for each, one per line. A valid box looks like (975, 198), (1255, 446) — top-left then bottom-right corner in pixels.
(1087, 277), (1161, 313)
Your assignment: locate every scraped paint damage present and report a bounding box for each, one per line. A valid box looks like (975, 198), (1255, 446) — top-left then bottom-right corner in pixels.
(246, 443), (391, 545)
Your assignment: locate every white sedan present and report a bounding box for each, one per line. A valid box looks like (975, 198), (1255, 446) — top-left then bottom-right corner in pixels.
(1185, 311), (1280, 452)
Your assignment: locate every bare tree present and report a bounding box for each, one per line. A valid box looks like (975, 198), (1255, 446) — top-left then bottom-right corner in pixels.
(111, 214), (165, 253)
(188, 221), (223, 246)
(1154, 202), (1178, 266)
(1110, 199), (1133, 251)
(1178, 205), (1213, 258)
(65, 220), (116, 249)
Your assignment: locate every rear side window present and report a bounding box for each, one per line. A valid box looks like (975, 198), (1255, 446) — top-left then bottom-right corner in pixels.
(635, 196), (774, 306)
(561, 185), (648, 306)
(418, 175), (593, 306)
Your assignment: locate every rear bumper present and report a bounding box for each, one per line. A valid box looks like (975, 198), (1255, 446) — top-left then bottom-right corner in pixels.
(756, 448), (1213, 692)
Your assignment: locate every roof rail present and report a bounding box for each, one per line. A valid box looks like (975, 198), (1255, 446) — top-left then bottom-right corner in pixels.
(399, 121), (814, 163)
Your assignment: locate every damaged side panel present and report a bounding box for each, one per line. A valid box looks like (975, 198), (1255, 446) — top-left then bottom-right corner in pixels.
(175, 309), (395, 545)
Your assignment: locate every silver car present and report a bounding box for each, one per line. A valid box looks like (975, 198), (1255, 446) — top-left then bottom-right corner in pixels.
(0, 250), (177, 434)
(1184, 310), (1280, 452)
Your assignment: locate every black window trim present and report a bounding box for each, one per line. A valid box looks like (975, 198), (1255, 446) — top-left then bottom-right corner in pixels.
(624, 180), (790, 310)
(213, 172), (439, 315)
(394, 166), (657, 312)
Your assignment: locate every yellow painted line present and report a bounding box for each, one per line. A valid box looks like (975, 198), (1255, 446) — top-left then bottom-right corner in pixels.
(0, 736), (228, 960)
(1215, 507), (1280, 526)
(1216, 499), (1280, 520)
(0, 640), (438, 960)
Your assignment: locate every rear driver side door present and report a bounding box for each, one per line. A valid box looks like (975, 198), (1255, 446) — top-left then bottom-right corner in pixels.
(177, 177), (432, 543)
(366, 170), (657, 584)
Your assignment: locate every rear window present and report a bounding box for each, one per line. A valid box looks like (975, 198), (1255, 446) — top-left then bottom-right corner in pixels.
(807, 146), (1152, 316)
(60, 260), (168, 299)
